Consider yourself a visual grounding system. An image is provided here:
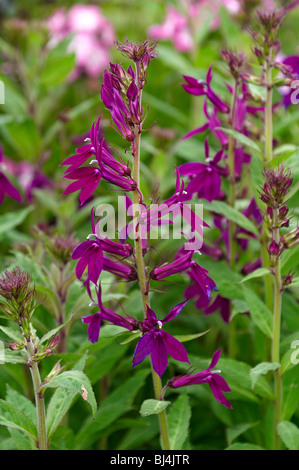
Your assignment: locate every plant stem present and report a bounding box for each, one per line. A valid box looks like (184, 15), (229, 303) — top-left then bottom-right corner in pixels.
(227, 77), (239, 358)
(262, 47), (274, 312)
(131, 62), (171, 451)
(265, 48), (273, 164)
(26, 339), (48, 450)
(272, 205), (282, 450)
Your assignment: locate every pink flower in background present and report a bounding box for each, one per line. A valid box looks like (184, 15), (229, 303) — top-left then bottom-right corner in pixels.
(148, 1), (242, 52)
(3, 158), (52, 203)
(47, 4), (115, 79)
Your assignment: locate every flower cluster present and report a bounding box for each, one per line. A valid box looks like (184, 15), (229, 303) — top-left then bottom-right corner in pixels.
(61, 116), (137, 205)
(61, 38), (231, 408)
(261, 166), (299, 269)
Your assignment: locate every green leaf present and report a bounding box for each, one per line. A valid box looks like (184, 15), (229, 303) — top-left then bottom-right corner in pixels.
(226, 442), (264, 450)
(250, 362), (280, 389)
(217, 357), (273, 401)
(203, 200), (260, 237)
(239, 268), (271, 283)
(168, 393), (191, 450)
(0, 118), (41, 161)
(243, 286), (273, 338)
(1, 350), (26, 365)
(175, 329), (211, 343)
(226, 422), (259, 446)
(282, 366), (299, 420)
(39, 39), (75, 87)
(0, 207), (33, 239)
(0, 325), (23, 342)
(216, 127), (263, 157)
(277, 421), (299, 450)
(40, 370), (96, 418)
(38, 315), (73, 347)
(140, 399), (171, 417)
(0, 399), (37, 443)
(75, 369), (150, 450)
(46, 353), (88, 440)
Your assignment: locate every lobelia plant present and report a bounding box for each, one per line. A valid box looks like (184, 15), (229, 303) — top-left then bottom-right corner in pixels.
(175, 3), (299, 451)
(0, 267), (96, 450)
(61, 38), (232, 450)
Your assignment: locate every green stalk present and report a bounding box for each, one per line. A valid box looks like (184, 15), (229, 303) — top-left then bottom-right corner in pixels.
(227, 77), (239, 358)
(131, 62), (170, 451)
(261, 48), (273, 310)
(26, 339), (48, 450)
(272, 206), (282, 450)
(262, 48), (274, 312)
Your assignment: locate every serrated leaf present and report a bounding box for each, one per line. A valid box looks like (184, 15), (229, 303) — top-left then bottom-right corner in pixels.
(0, 400), (37, 443)
(140, 399), (171, 417)
(74, 369), (150, 450)
(277, 421), (299, 450)
(250, 362), (280, 389)
(46, 353), (89, 439)
(0, 325), (23, 342)
(40, 370), (96, 418)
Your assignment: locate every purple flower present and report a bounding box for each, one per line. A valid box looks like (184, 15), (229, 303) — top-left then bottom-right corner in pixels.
(151, 251), (193, 281)
(72, 238), (103, 285)
(183, 102), (229, 146)
(61, 117), (136, 205)
(0, 149), (22, 205)
(188, 261), (217, 299)
(82, 285), (137, 343)
(132, 301), (190, 377)
(72, 210), (135, 284)
(182, 66), (229, 113)
(178, 138), (225, 202)
(203, 295), (231, 323)
(165, 349), (232, 409)
(280, 55), (299, 107)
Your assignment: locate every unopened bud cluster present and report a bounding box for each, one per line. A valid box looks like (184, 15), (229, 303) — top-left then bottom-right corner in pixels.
(260, 166), (299, 271)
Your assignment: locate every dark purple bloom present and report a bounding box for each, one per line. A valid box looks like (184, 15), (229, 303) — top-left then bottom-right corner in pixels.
(203, 295), (231, 323)
(82, 285), (137, 343)
(72, 238), (104, 285)
(188, 261), (218, 301)
(72, 210), (135, 284)
(182, 102), (229, 146)
(0, 149), (22, 205)
(61, 117), (135, 205)
(151, 251), (193, 281)
(182, 66), (229, 113)
(132, 301), (190, 377)
(280, 55), (299, 107)
(120, 169), (208, 243)
(165, 349), (232, 409)
(178, 138), (225, 202)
